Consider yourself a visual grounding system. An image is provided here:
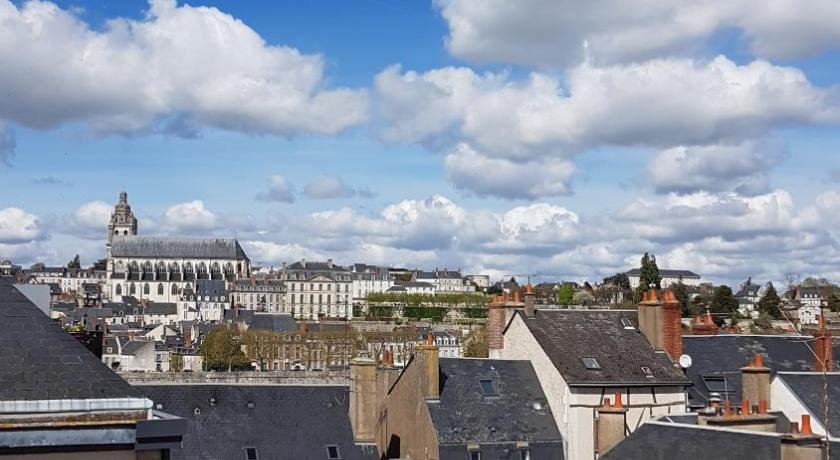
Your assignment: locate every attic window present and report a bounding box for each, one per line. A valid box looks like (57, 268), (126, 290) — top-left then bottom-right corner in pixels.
(245, 447), (258, 460)
(479, 379), (497, 397)
(701, 375), (731, 393)
(326, 445), (341, 459)
(581, 357), (601, 370)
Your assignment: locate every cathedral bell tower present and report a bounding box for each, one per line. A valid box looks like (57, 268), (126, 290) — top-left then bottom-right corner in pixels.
(106, 191), (138, 257)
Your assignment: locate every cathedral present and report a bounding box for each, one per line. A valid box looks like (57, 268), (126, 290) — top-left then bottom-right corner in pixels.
(105, 192), (251, 303)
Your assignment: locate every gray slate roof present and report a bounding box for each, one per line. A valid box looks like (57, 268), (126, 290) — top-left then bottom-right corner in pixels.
(514, 310), (690, 386)
(248, 313), (296, 333)
(681, 335), (840, 407)
(625, 268), (700, 278)
(111, 236), (248, 259)
(121, 340), (152, 356)
(429, 358), (564, 457)
(601, 422), (783, 460)
(0, 279), (139, 401)
(147, 302), (177, 315)
(140, 385), (377, 460)
(775, 372), (840, 437)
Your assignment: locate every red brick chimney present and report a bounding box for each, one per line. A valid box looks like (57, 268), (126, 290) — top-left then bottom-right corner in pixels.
(691, 311), (719, 335)
(638, 289), (683, 361)
(487, 294), (507, 359)
(814, 314), (833, 372)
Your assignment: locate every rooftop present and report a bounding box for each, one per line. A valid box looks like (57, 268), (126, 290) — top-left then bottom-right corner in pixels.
(110, 236), (248, 260)
(514, 310), (690, 386)
(0, 279), (139, 401)
(625, 268), (700, 278)
(140, 385), (377, 460)
(775, 372), (840, 437)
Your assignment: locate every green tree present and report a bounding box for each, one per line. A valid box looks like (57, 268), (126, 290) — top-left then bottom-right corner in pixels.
(30, 262), (45, 271)
(756, 283), (782, 319)
(556, 284), (575, 305)
(671, 282), (695, 317)
(201, 326), (248, 371)
(709, 285), (739, 325)
(170, 353), (184, 372)
(463, 327), (489, 358)
(637, 252), (661, 291)
(67, 254), (81, 269)
(93, 258), (108, 270)
(603, 273), (630, 290)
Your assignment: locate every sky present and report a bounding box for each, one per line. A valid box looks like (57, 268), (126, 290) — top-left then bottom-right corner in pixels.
(1, 0), (840, 286)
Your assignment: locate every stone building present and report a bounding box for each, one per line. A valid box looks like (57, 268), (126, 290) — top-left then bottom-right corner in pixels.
(279, 259), (352, 319)
(104, 192), (250, 304)
(230, 278), (287, 312)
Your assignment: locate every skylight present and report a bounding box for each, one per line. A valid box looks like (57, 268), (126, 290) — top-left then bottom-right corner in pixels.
(479, 379), (497, 396)
(326, 445), (341, 459)
(701, 375), (731, 393)
(581, 357), (601, 370)
(245, 447), (258, 460)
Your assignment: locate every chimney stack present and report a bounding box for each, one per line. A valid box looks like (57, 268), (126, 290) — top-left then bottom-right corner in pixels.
(422, 333), (440, 400)
(691, 311), (719, 335)
(349, 357), (377, 443)
(781, 415), (825, 460)
(814, 314), (833, 372)
(741, 353), (772, 410)
(596, 391), (627, 455)
(487, 294), (507, 359)
(638, 289), (683, 361)
(523, 283), (536, 318)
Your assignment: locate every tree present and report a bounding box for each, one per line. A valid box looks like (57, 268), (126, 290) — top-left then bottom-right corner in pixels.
(67, 254), (81, 269)
(756, 283), (782, 319)
(30, 262), (45, 271)
(603, 273), (631, 290)
(93, 258), (108, 270)
(556, 284), (575, 305)
(201, 326), (248, 371)
(463, 327), (488, 358)
(573, 290), (595, 306)
(486, 285), (503, 295)
(671, 282), (695, 317)
(242, 329), (282, 370)
(709, 285), (739, 325)
(170, 353), (184, 372)
(637, 252), (661, 292)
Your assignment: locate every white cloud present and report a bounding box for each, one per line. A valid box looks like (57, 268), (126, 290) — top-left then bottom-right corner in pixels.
(444, 144), (574, 199)
(436, 0), (840, 68)
(648, 141), (787, 195)
(0, 0), (367, 136)
(256, 175), (295, 203)
(160, 200), (218, 233)
(0, 207), (46, 244)
(303, 175), (373, 199)
(62, 201), (112, 239)
(376, 57), (835, 198)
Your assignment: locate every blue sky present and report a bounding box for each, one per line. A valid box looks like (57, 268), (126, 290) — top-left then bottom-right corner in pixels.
(1, 0), (839, 286)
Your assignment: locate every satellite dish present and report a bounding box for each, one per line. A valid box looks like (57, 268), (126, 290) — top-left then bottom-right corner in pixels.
(679, 354), (693, 369)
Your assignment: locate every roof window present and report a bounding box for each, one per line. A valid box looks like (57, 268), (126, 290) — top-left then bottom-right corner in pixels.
(245, 447), (258, 460)
(701, 375), (731, 393)
(581, 357), (601, 370)
(479, 379), (497, 397)
(326, 445), (341, 459)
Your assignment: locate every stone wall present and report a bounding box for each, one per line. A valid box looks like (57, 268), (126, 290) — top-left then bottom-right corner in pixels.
(120, 370), (349, 386)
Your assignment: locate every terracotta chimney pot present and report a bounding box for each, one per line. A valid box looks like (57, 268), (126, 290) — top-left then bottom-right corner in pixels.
(801, 415), (812, 434)
(613, 391), (623, 409)
(741, 399), (750, 416)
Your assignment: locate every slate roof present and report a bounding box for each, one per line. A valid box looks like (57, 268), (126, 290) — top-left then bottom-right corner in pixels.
(196, 279), (227, 297)
(429, 358), (564, 456)
(735, 283), (763, 298)
(775, 372), (840, 437)
(513, 310), (690, 386)
(147, 302), (177, 315)
(140, 385), (377, 460)
(286, 260), (347, 271)
(601, 422), (784, 460)
(625, 268), (700, 278)
(121, 340), (152, 356)
(110, 236), (248, 260)
(681, 335), (839, 407)
(248, 313), (296, 333)
(0, 279), (139, 401)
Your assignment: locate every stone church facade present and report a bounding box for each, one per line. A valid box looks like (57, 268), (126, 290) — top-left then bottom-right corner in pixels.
(105, 192), (250, 304)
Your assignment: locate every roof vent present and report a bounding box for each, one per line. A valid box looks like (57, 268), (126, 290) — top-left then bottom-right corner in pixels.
(247, 401), (254, 409)
(532, 401), (544, 411)
(209, 397), (217, 406)
(193, 407), (200, 416)
(155, 403), (163, 410)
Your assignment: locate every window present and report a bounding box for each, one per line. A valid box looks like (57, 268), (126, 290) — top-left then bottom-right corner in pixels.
(143, 283), (150, 295)
(519, 449), (530, 460)
(245, 447), (258, 460)
(469, 451), (481, 460)
(701, 375), (731, 393)
(479, 379), (497, 396)
(115, 284), (122, 295)
(580, 357), (601, 370)
(326, 445), (341, 459)
(157, 283), (164, 295)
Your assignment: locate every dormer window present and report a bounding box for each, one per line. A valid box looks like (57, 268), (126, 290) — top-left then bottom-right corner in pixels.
(581, 357), (601, 370)
(325, 445), (341, 459)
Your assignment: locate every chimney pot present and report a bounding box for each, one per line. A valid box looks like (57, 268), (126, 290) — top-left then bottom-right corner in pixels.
(800, 415), (812, 434)
(741, 399), (750, 415)
(613, 391), (623, 409)
(724, 400), (732, 416)
(753, 353), (764, 368)
(513, 289), (521, 303)
(602, 397), (612, 408)
(758, 400), (768, 414)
